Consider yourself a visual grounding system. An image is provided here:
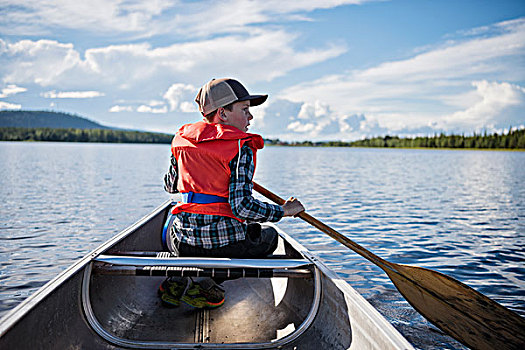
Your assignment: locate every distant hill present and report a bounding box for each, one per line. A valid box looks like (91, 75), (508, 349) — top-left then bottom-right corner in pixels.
(0, 110), (111, 129)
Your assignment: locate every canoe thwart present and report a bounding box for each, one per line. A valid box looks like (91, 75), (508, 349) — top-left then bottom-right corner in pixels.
(111, 251), (291, 260)
(92, 264), (313, 279)
(94, 255), (313, 269)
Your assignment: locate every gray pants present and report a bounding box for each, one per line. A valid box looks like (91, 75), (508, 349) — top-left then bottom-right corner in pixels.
(167, 223), (278, 285)
(169, 223), (278, 258)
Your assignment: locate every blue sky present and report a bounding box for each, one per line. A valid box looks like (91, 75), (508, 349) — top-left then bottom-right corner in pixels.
(1, 0), (524, 141)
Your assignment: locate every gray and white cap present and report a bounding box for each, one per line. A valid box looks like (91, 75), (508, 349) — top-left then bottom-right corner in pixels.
(195, 78), (268, 116)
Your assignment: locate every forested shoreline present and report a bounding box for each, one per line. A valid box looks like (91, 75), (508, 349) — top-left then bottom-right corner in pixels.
(267, 128), (525, 150)
(1, 126), (524, 149)
(0, 127), (172, 144)
(349, 129), (525, 149)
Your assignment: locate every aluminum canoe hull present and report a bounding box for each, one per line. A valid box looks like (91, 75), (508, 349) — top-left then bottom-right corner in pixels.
(0, 200), (413, 349)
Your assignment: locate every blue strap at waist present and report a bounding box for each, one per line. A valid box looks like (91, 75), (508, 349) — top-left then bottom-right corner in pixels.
(181, 192), (228, 204)
(161, 208), (176, 250)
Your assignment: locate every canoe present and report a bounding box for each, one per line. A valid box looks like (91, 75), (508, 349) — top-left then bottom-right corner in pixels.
(0, 200), (414, 349)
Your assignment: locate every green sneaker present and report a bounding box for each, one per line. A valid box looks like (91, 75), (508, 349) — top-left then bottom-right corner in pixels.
(181, 278), (225, 309)
(158, 277), (189, 308)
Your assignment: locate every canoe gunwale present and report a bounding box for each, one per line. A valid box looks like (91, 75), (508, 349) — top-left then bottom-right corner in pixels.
(81, 259), (323, 349)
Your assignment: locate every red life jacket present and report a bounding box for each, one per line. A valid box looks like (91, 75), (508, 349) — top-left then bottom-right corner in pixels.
(171, 121), (264, 220)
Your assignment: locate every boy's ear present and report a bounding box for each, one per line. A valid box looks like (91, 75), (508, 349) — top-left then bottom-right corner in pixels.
(218, 108), (227, 122)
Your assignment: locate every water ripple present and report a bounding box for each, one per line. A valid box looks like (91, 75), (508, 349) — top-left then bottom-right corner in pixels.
(1, 143), (524, 350)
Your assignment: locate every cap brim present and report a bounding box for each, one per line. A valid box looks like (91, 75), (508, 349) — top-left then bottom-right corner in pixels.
(238, 94), (268, 107)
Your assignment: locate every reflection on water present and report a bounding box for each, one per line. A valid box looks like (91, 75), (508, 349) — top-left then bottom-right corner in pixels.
(255, 147), (524, 349)
(1, 142), (524, 349)
(0, 142), (170, 316)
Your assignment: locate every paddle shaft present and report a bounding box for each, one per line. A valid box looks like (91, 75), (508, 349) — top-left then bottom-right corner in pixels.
(253, 182), (525, 350)
(253, 182), (392, 271)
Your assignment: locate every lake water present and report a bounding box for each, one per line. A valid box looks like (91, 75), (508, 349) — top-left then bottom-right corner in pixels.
(0, 141), (524, 349)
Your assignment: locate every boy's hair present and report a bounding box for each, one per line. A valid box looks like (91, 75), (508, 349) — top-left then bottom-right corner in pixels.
(203, 101), (235, 122)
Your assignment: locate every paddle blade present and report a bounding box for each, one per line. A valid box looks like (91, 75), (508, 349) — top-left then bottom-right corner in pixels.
(386, 263), (525, 350)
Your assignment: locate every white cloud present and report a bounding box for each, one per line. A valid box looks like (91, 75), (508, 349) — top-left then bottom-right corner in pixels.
(168, 0), (368, 38)
(41, 90), (105, 98)
(109, 105), (134, 112)
(0, 2), (349, 134)
(148, 100), (165, 107)
(82, 30), (345, 84)
(297, 101), (332, 120)
(0, 30), (345, 88)
(340, 114), (364, 131)
(137, 100), (169, 113)
(0, 0), (174, 36)
(251, 99), (302, 135)
(163, 83), (197, 112)
(440, 80), (525, 132)
(0, 84), (27, 98)
(0, 0), (369, 38)
(179, 101), (197, 113)
(137, 105), (168, 113)
(0, 101), (22, 110)
(284, 100), (342, 137)
(279, 18), (525, 137)
(252, 98), (352, 140)
(110, 100), (174, 114)
(0, 39), (81, 87)
(1, 3), (523, 140)
(287, 121), (316, 133)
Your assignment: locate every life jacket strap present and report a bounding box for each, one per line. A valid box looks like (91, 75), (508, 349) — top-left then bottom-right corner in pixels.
(181, 192), (228, 204)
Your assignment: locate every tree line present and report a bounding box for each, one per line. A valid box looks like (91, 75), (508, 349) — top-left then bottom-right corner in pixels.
(266, 128), (525, 149)
(1, 126), (524, 149)
(349, 129), (525, 149)
(0, 127), (173, 144)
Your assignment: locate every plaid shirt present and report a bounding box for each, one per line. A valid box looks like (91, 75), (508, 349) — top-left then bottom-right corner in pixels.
(164, 145), (284, 249)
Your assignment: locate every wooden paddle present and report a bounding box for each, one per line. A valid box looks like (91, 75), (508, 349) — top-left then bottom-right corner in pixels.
(253, 182), (525, 350)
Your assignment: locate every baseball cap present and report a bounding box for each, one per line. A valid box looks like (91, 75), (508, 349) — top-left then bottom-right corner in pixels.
(195, 78), (268, 116)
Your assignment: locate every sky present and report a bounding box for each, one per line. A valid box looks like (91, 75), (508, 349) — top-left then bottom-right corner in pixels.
(1, 0), (524, 141)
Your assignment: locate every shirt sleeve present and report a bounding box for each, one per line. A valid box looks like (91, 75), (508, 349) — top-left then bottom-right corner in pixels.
(164, 154), (179, 194)
(229, 145), (284, 222)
